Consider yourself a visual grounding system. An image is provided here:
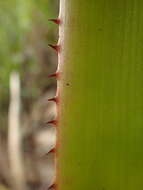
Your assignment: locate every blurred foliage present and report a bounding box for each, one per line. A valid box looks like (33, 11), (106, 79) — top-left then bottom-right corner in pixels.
(0, 1), (58, 189)
(0, 185), (9, 190)
(0, 0), (58, 130)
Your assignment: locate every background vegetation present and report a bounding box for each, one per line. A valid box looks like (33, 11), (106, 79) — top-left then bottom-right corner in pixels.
(0, 0), (58, 189)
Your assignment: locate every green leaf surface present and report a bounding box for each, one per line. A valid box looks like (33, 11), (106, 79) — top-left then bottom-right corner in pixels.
(59, 0), (143, 189)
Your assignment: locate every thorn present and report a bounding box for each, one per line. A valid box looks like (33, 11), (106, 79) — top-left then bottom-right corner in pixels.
(48, 97), (59, 104)
(44, 148), (56, 156)
(48, 72), (60, 79)
(48, 18), (61, 25)
(48, 44), (61, 53)
(48, 148), (56, 154)
(47, 120), (58, 126)
(48, 183), (57, 189)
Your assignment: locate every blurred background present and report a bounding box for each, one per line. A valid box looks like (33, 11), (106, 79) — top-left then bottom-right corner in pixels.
(0, 0), (58, 190)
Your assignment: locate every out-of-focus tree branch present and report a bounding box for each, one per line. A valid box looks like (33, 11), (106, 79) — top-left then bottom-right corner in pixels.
(8, 72), (27, 190)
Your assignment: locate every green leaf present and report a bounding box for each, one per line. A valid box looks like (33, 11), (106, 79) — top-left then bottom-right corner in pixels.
(59, 1), (143, 189)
